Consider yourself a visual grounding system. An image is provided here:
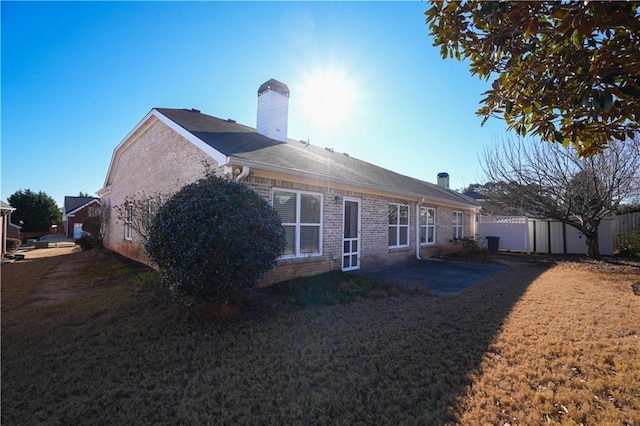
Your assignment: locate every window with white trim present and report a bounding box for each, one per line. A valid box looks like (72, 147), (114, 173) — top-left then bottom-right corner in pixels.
(124, 204), (133, 241)
(420, 207), (436, 245)
(453, 211), (464, 240)
(389, 203), (409, 248)
(273, 189), (322, 257)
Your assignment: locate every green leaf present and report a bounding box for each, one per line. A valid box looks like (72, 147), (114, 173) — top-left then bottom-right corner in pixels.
(619, 85), (640, 99)
(505, 100), (514, 114)
(554, 131), (564, 143)
(572, 29), (581, 48)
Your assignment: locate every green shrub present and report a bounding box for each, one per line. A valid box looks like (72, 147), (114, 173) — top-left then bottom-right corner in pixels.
(81, 216), (102, 247)
(145, 176), (287, 303)
(5, 238), (21, 253)
(451, 237), (483, 253)
(618, 230), (640, 257)
(76, 234), (97, 250)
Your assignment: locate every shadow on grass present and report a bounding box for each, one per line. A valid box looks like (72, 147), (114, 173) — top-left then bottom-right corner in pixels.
(267, 270), (434, 307)
(411, 265), (548, 422)
(1, 250), (548, 424)
(260, 265), (548, 423)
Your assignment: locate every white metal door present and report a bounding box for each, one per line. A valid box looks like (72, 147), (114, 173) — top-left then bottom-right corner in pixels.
(342, 199), (360, 271)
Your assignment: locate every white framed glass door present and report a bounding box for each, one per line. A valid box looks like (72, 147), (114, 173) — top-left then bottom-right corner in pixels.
(342, 198), (361, 271)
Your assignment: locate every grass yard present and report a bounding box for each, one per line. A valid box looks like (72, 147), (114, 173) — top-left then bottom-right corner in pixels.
(2, 248), (639, 424)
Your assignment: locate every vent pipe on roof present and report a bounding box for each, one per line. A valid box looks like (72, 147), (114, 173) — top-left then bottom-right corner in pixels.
(437, 172), (450, 189)
(256, 78), (289, 142)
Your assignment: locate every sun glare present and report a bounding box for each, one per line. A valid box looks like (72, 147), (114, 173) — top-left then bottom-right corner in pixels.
(300, 70), (356, 129)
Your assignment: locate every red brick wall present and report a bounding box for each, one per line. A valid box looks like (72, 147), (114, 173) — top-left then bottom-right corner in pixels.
(65, 204), (98, 238)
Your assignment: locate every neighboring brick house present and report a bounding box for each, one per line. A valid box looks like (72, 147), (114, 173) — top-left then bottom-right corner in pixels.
(63, 196), (101, 239)
(98, 79), (478, 285)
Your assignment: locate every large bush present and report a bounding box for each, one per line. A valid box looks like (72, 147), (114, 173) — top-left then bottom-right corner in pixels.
(145, 176), (287, 303)
(81, 216), (102, 248)
(76, 234), (97, 251)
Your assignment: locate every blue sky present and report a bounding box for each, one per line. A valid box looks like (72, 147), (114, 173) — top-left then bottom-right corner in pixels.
(2, 1), (509, 208)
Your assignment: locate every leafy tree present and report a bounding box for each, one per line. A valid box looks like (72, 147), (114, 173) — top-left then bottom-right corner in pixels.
(482, 135), (640, 258)
(425, 1), (640, 156)
(145, 176), (287, 303)
(7, 189), (61, 232)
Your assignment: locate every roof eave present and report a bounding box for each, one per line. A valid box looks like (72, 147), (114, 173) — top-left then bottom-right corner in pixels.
(101, 109), (231, 191)
(65, 199), (100, 216)
(227, 157), (477, 209)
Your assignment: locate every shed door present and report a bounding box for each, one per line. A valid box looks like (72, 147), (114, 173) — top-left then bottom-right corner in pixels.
(342, 199), (360, 271)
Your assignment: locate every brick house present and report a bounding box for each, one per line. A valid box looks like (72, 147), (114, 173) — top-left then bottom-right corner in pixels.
(63, 196), (101, 239)
(98, 79), (478, 285)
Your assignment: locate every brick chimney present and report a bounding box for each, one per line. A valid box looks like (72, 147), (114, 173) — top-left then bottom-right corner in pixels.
(256, 78), (289, 142)
(437, 172), (450, 189)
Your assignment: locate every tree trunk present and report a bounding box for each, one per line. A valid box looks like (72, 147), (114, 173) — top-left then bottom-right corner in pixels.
(585, 234), (600, 259)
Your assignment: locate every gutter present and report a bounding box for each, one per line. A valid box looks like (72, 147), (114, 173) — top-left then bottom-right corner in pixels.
(225, 157), (477, 209)
(416, 199), (424, 260)
(235, 166), (250, 182)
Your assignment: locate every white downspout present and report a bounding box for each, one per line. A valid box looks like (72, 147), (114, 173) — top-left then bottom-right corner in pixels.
(235, 166), (250, 182)
(416, 199), (424, 260)
(2, 213), (8, 255)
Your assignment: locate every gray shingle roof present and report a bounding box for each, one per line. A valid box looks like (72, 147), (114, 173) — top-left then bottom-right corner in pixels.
(64, 196), (99, 214)
(155, 108), (477, 207)
(1, 200), (15, 211)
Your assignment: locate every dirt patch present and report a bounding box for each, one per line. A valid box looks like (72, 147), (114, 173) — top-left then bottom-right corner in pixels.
(16, 246), (78, 259)
(3, 248), (145, 308)
(25, 249), (104, 306)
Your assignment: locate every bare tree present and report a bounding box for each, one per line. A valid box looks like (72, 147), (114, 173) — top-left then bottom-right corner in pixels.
(113, 192), (165, 245)
(482, 136), (640, 258)
(98, 199), (111, 246)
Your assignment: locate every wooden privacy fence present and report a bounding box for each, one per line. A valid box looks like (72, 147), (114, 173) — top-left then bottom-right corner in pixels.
(613, 212), (640, 250)
(477, 215), (615, 255)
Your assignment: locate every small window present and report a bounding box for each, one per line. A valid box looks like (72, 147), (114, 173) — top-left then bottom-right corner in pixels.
(453, 211), (464, 240)
(389, 203), (409, 248)
(273, 189), (322, 257)
(124, 204), (133, 241)
(420, 207), (436, 245)
(88, 205), (100, 217)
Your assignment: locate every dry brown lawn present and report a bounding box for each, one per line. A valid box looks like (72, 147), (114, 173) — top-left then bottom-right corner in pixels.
(1, 249), (638, 425)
